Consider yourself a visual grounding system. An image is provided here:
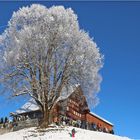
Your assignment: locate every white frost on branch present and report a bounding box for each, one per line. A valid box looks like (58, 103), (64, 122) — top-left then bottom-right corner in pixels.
(0, 4), (103, 111)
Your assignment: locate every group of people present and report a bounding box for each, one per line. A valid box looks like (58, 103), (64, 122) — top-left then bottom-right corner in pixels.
(58, 116), (81, 128)
(57, 115), (114, 134)
(95, 123), (114, 134)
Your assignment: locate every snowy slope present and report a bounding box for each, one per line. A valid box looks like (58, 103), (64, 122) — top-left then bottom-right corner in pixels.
(0, 126), (132, 140)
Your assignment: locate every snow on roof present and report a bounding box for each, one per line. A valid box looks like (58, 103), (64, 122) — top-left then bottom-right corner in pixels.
(57, 84), (78, 101)
(90, 112), (114, 126)
(15, 98), (40, 115)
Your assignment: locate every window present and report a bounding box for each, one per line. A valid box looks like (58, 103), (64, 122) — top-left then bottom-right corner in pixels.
(67, 107), (69, 111)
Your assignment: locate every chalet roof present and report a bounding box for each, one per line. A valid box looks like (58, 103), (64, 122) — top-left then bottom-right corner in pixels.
(12, 84), (79, 115)
(57, 84), (79, 101)
(90, 112), (114, 126)
(10, 98), (40, 115)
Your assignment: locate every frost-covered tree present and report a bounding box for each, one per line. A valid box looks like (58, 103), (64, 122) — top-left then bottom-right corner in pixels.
(0, 4), (103, 127)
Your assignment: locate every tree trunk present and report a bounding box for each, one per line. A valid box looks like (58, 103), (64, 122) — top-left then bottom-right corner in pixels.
(40, 102), (49, 128)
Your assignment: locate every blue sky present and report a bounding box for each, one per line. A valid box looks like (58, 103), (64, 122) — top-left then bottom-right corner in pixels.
(0, 1), (140, 139)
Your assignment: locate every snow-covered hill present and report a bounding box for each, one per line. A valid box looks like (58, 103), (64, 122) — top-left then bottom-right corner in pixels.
(0, 126), (132, 140)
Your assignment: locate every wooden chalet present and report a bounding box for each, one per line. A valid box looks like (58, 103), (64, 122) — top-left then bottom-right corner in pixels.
(11, 85), (113, 132)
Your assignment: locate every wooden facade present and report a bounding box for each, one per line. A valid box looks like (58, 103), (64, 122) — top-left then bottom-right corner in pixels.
(86, 113), (113, 131)
(50, 86), (113, 131)
(53, 86), (89, 122)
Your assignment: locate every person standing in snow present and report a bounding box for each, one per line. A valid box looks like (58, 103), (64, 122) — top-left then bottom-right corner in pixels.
(72, 128), (76, 137)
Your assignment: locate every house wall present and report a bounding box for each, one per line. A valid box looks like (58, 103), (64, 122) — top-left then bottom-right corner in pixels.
(12, 119), (39, 131)
(52, 100), (113, 132)
(66, 99), (84, 120)
(51, 97), (86, 123)
(86, 113), (113, 131)
(51, 88), (113, 131)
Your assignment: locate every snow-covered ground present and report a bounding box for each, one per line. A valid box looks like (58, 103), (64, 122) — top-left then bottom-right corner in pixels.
(0, 126), (132, 140)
